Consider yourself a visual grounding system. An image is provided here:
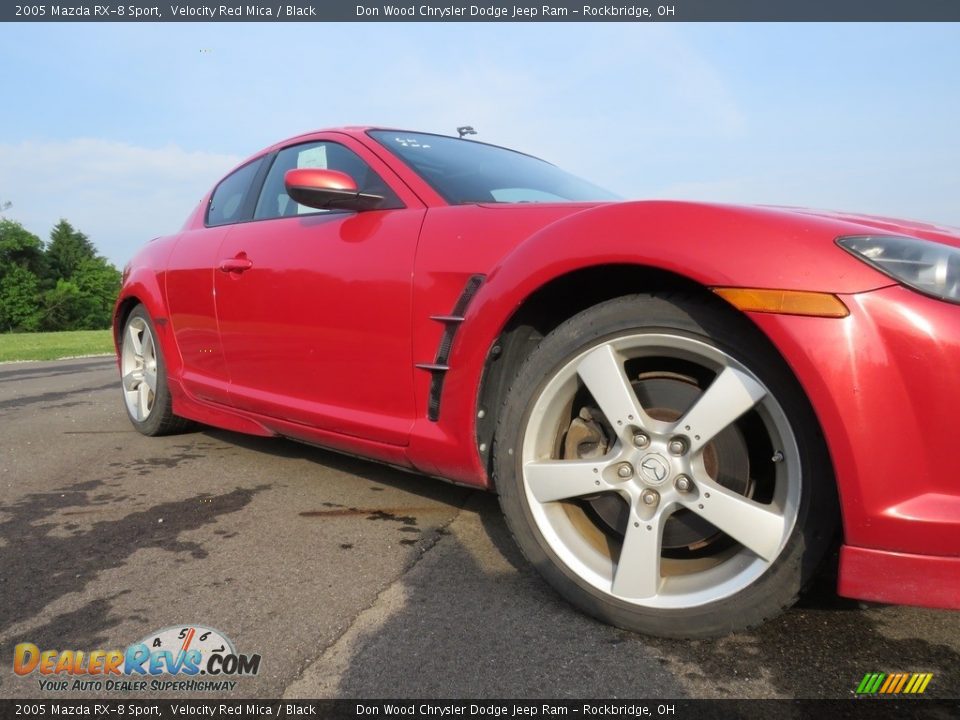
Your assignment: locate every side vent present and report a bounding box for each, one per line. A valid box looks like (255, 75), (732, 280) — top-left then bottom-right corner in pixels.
(416, 274), (485, 421)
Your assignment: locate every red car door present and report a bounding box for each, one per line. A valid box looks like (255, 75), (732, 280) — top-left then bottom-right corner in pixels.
(165, 156), (269, 405)
(213, 135), (425, 446)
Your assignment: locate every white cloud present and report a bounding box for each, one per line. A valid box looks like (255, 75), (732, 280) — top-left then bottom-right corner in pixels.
(0, 139), (241, 267)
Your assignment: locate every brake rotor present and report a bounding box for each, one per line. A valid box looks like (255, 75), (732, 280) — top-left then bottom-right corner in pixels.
(568, 373), (752, 551)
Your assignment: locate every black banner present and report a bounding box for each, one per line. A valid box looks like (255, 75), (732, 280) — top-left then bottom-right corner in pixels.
(4, 0), (960, 23)
(2, 699), (959, 720)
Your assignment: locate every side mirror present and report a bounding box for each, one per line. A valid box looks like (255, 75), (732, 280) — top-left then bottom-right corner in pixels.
(284, 168), (384, 212)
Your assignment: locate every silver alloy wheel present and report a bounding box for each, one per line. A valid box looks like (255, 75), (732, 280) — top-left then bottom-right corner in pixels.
(520, 333), (801, 609)
(121, 316), (158, 422)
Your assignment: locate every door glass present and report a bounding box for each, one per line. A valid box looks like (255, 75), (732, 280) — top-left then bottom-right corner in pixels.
(254, 141), (402, 220)
(206, 157), (265, 227)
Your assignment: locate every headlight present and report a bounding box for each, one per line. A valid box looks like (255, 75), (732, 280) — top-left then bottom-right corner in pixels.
(837, 235), (960, 304)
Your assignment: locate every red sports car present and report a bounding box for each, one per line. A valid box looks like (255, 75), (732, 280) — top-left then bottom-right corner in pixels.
(115, 127), (960, 637)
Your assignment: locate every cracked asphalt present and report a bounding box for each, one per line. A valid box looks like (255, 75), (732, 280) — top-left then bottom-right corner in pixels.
(1, 357), (958, 701)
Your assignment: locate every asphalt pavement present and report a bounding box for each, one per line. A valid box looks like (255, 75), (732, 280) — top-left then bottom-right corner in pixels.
(1, 357), (958, 701)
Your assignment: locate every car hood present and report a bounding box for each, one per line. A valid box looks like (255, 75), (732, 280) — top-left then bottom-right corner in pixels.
(475, 200), (960, 255)
(765, 206), (960, 249)
(479, 201), (960, 246)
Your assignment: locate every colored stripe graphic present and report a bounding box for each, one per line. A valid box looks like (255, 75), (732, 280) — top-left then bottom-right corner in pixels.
(868, 673), (886, 693)
(908, 673), (933, 693)
(880, 674), (896, 693)
(893, 674), (909, 693)
(856, 672), (932, 694)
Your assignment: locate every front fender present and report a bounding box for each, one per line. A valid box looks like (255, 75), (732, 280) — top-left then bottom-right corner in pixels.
(412, 200), (893, 485)
(112, 239), (179, 376)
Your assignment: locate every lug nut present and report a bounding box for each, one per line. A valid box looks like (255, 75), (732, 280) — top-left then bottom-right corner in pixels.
(674, 475), (694, 493)
(616, 462), (634, 479)
(668, 437), (688, 456)
(641, 489), (660, 506)
(632, 432), (650, 449)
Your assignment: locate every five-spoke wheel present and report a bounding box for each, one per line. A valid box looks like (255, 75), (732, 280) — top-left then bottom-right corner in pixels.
(119, 304), (192, 436)
(121, 314), (158, 422)
(495, 294), (836, 637)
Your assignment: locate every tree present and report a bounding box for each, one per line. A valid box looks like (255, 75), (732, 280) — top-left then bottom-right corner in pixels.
(0, 217), (121, 333)
(0, 264), (41, 331)
(45, 219), (98, 281)
(38, 279), (85, 331)
(72, 256), (122, 328)
(0, 219), (46, 279)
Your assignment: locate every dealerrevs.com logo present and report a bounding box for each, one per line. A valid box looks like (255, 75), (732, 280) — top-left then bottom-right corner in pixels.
(13, 625), (261, 693)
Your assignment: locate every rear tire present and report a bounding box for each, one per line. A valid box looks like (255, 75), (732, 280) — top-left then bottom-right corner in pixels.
(494, 293), (837, 638)
(120, 304), (193, 436)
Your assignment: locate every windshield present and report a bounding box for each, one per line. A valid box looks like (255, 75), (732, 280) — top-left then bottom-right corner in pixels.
(368, 130), (618, 205)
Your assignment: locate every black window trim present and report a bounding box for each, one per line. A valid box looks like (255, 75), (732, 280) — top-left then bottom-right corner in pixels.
(204, 139), (406, 228)
(203, 154), (271, 229)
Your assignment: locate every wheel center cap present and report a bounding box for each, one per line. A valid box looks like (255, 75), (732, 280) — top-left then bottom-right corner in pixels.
(638, 453), (670, 486)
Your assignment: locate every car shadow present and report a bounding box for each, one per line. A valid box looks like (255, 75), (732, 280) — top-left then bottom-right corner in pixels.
(198, 427), (478, 509)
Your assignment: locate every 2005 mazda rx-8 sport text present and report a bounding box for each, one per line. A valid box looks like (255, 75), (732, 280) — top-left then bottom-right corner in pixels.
(114, 127), (960, 637)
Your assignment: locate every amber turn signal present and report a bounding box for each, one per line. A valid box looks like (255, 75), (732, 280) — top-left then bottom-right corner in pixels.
(712, 287), (850, 318)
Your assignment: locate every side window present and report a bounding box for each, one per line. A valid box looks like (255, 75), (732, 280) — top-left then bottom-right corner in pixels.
(254, 141), (402, 221)
(206, 157), (264, 227)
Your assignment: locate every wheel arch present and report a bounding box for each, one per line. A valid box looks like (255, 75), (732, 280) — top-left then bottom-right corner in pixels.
(113, 295), (142, 353)
(472, 263), (838, 528)
(474, 264), (728, 472)
(112, 266), (180, 377)
(459, 202), (881, 473)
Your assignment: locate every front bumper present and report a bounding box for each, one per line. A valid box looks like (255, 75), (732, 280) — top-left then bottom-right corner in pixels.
(839, 546), (960, 609)
(748, 284), (960, 609)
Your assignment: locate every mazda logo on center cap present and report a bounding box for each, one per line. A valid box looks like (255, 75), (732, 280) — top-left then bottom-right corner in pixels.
(640, 454), (669, 484)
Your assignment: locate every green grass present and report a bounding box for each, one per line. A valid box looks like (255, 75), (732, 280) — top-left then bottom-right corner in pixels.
(0, 329), (115, 362)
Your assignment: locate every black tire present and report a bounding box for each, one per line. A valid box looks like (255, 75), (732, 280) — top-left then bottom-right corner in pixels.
(494, 293), (837, 638)
(119, 304), (193, 437)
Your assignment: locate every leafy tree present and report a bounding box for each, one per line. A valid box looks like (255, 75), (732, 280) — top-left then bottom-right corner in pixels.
(73, 257), (122, 328)
(34, 261), (120, 331)
(0, 219), (46, 279)
(38, 279), (85, 331)
(0, 217), (120, 333)
(45, 219), (98, 281)
(0, 264), (42, 331)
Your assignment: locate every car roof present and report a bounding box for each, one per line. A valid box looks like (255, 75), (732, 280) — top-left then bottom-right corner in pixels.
(235, 126), (543, 172)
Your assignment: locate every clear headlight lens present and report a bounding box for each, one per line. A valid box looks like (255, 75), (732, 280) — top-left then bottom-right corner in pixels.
(837, 235), (960, 304)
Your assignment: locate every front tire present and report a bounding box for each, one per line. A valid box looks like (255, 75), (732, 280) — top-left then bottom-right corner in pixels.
(494, 293), (837, 638)
(120, 304), (192, 436)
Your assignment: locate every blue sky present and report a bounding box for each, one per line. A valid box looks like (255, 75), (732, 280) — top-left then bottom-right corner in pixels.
(1, 22), (959, 267)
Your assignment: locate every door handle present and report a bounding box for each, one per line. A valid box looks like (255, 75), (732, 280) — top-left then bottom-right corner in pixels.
(219, 257), (253, 273)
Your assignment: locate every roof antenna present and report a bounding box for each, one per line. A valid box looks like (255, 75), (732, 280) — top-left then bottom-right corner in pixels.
(456, 126), (477, 139)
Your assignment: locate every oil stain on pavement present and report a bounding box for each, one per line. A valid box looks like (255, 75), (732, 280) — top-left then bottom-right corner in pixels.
(0, 478), (270, 642)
